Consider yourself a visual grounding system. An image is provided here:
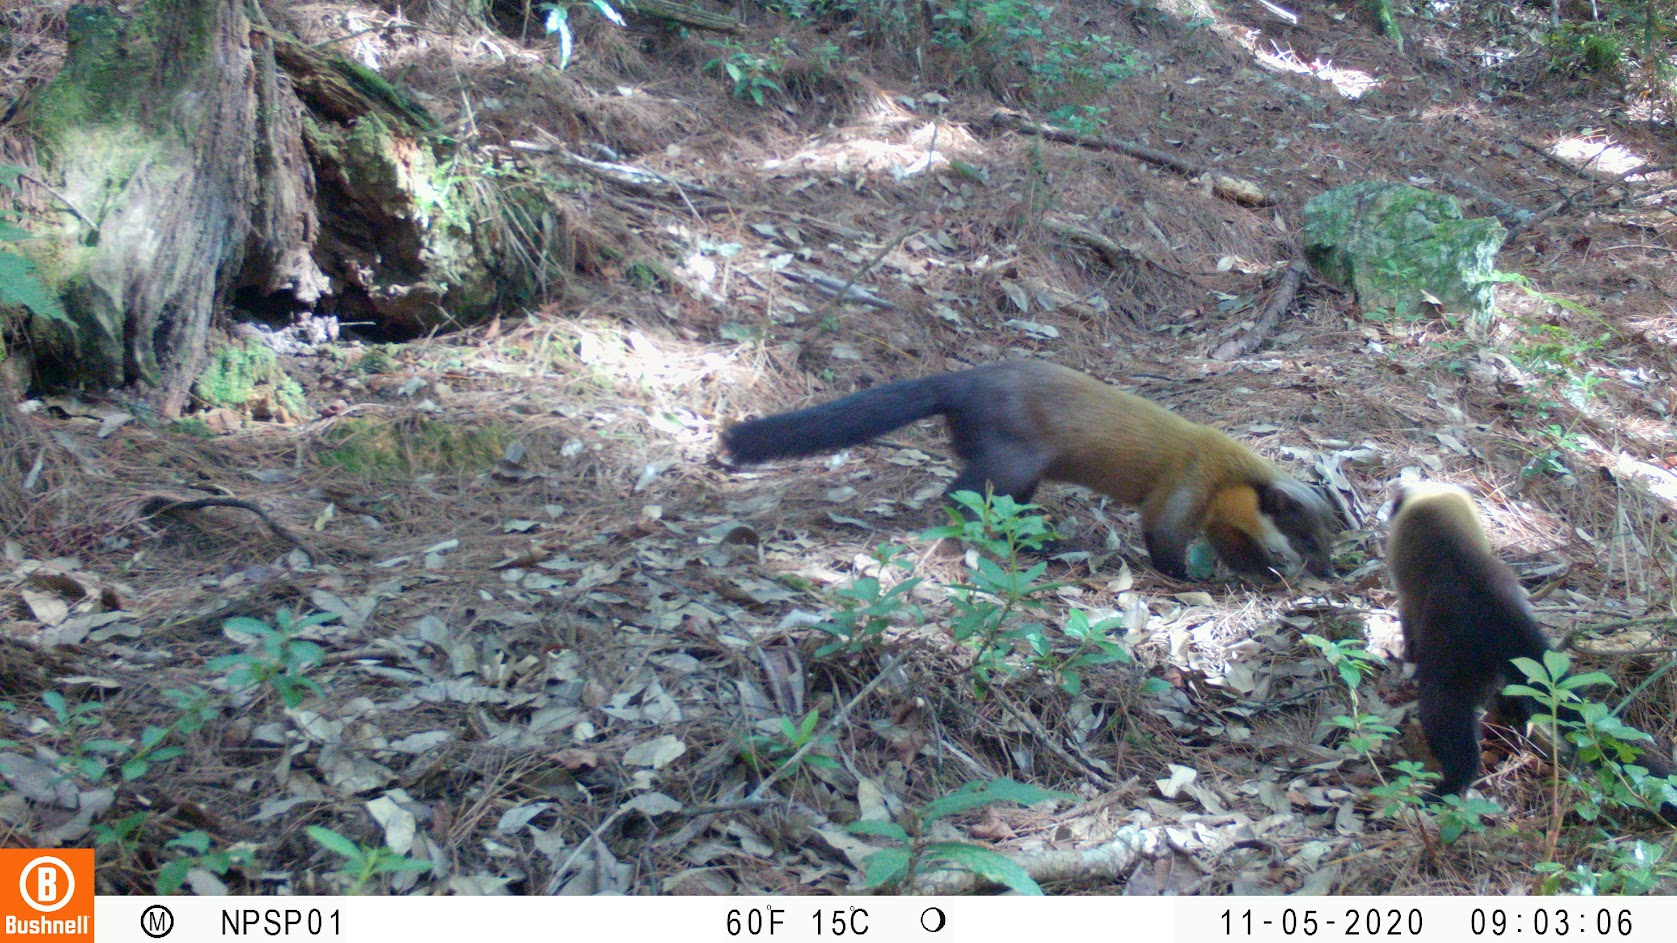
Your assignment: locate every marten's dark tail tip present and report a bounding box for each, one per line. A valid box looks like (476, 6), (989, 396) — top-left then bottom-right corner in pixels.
(718, 420), (781, 464)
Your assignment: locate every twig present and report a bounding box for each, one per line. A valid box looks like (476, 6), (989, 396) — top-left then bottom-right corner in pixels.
(1516, 138), (1599, 182)
(17, 174), (96, 230)
(791, 229), (918, 344)
(781, 267), (895, 310)
(1040, 218), (1161, 274)
(1614, 655), (1677, 716)
(989, 111), (1273, 207)
(139, 495), (318, 563)
(1211, 260), (1307, 361)
(1559, 613), (1677, 650)
(1617, 163), (1673, 180)
(1253, 0), (1298, 24)
(546, 804), (630, 893)
(748, 653), (903, 800)
(512, 144), (717, 215)
(1574, 644), (1677, 656)
(990, 689), (1115, 789)
(310, 22), (425, 48)
(1505, 199), (1567, 242)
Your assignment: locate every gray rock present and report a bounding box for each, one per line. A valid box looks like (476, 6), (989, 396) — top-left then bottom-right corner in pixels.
(1303, 182), (1506, 324)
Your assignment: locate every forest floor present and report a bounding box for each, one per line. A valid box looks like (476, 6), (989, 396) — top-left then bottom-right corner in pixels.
(4, 0), (1677, 895)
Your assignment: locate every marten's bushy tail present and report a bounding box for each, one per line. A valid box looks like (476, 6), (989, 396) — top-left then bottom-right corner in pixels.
(722, 372), (960, 463)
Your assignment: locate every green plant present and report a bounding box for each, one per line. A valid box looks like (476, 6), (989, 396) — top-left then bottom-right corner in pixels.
(813, 543), (922, 656)
(704, 40), (784, 106)
(539, 1), (625, 71)
(923, 490), (1062, 682)
(1506, 650), (1677, 823)
(1365, 0), (1403, 53)
(355, 346), (397, 374)
(1546, 22), (1625, 77)
(39, 691), (128, 782)
(1304, 635), (1399, 759)
(1430, 791), (1504, 844)
(0, 165), (68, 326)
(931, 2), (1136, 105)
(740, 709), (839, 776)
(848, 778), (1072, 892)
(1538, 839), (1677, 896)
(91, 811), (150, 865)
(1040, 608), (1134, 695)
(306, 825), (432, 894)
(1044, 104), (1109, 137)
(156, 831), (256, 896)
(208, 609), (333, 708)
(1508, 651), (1677, 893)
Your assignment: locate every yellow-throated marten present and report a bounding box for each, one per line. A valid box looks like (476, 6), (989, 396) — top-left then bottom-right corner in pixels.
(722, 360), (1337, 581)
(1388, 482), (1677, 820)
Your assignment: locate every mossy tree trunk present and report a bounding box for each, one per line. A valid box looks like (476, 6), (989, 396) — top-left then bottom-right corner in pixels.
(32, 0), (274, 416)
(23, 0), (520, 417)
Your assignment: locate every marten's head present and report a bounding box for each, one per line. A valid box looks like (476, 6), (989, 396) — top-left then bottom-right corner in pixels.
(1259, 476), (1338, 578)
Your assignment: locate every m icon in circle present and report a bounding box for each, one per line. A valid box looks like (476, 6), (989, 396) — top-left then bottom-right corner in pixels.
(140, 904), (175, 939)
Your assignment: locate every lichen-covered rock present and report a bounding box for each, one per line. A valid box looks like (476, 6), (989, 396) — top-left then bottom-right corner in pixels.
(1302, 182), (1505, 322)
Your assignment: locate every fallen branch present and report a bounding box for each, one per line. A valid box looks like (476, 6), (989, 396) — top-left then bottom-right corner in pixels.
(1442, 176), (1532, 231)
(511, 143), (717, 206)
(17, 173), (97, 230)
(1504, 199), (1567, 242)
(1041, 219), (1133, 271)
(782, 266), (895, 310)
(991, 689), (1115, 790)
(1211, 260), (1308, 361)
(990, 111), (1273, 207)
(618, 0), (742, 34)
(139, 495), (318, 563)
(904, 822), (1154, 894)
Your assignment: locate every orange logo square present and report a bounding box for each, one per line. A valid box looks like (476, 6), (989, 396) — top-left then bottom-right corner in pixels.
(0, 848), (94, 942)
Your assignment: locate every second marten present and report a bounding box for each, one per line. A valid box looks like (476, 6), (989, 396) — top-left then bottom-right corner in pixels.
(1387, 482), (1677, 820)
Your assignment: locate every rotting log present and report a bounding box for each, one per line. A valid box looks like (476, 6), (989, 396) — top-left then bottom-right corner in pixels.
(19, 0), (544, 414)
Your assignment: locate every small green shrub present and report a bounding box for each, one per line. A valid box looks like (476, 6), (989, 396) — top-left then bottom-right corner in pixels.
(704, 40), (785, 106)
(208, 609), (332, 708)
(307, 825), (432, 895)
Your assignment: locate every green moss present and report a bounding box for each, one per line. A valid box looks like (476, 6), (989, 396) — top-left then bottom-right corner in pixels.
(193, 340), (308, 418)
(301, 114), (345, 166)
(174, 416), (215, 438)
(355, 346), (398, 374)
(625, 260), (667, 289)
(317, 417), (508, 479)
(34, 0), (220, 155)
(333, 58), (437, 133)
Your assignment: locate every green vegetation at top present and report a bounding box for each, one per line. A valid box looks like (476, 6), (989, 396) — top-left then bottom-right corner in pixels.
(755, 1), (1137, 117)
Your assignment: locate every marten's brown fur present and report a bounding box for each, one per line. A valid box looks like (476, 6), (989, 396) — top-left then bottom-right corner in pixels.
(722, 361), (1336, 581)
(1388, 483), (1677, 819)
